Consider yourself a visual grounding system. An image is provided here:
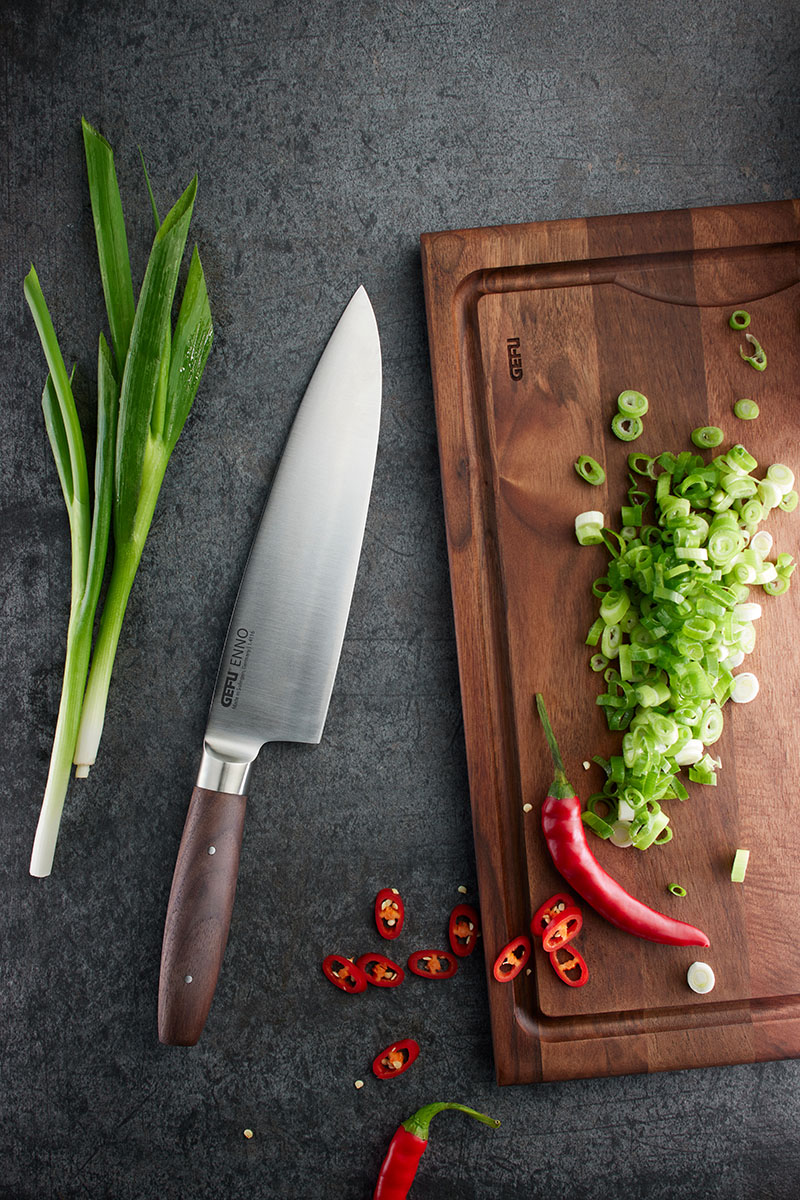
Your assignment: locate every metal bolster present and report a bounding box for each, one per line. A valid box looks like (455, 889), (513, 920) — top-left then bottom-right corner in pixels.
(196, 743), (255, 795)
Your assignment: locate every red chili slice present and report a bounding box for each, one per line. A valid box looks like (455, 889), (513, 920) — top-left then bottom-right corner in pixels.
(531, 893), (576, 937)
(321, 954), (368, 994)
(549, 945), (589, 988)
(407, 949), (458, 980)
(372, 1037), (420, 1079)
(356, 952), (405, 988)
(541, 906), (583, 953)
(374, 887), (405, 940)
(448, 903), (481, 957)
(492, 935), (531, 982)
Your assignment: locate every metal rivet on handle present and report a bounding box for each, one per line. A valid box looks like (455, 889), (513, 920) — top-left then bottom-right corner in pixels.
(208, 846), (216, 855)
(184, 975), (193, 984)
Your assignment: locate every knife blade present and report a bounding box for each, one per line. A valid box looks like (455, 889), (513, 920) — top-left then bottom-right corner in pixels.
(157, 285), (381, 1045)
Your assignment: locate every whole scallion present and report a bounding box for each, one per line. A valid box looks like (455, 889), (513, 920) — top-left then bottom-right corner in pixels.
(27, 119), (213, 877)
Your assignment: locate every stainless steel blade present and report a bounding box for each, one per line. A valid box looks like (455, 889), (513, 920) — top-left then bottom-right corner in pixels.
(197, 285), (381, 794)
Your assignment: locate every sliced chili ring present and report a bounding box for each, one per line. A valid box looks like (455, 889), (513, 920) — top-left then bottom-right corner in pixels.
(356, 952), (405, 988)
(374, 887), (405, 940)
(531, 893), (576, 937)
(549, 945), (589, 988)
(541, 906), (583, 953)
(492, 935), (531, 982)
(321, 954), (368, 994)
(448, 903), (481, 957)
(407, 949), (458, 980)
(372, 1037), (420, 1080)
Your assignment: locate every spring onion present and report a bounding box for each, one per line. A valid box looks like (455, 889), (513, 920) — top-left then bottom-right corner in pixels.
(729, 310), (750, 330)
(617, 390), (649, 417)
(740, 332), (767, 371)
(668, 884), (687, 897)
(578, 433), (794, 849)
(731, 848), (750, 882)
(734, 398), (759, 420)
(611, 413), (644, 442)
(687, 961), (715, 994)
(691, 426), (723, 449)
(575, 455), (606, 485)
(575, 510), (605, 546)
(27, 120), (213, 876)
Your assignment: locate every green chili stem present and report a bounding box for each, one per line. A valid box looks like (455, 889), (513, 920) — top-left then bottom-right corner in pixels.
(402, 1103), (500, 1141)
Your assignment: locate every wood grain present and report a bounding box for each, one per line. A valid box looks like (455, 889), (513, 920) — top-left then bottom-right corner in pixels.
(421, 200), (800, 1084)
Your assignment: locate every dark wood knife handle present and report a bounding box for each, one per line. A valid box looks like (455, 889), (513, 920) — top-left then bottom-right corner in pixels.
(158, 786), (247, 1046)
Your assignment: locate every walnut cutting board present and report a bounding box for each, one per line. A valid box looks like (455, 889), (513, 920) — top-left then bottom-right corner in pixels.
(420, 200), (800, 1084)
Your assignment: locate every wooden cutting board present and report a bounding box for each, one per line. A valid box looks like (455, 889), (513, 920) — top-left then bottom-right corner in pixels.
(420, 200), (800, 1084)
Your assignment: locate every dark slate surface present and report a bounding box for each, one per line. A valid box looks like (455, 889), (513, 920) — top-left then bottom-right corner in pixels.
(2, 2), (800, 1197)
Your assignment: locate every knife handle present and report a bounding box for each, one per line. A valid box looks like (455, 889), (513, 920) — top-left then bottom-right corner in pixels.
(158, 786), (247, 1046)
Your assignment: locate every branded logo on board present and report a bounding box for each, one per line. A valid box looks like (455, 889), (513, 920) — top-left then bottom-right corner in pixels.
(507, 337), (523, 381)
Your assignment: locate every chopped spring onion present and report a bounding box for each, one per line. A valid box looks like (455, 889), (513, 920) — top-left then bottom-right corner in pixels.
(734, 398), (759, 420)
(731, 848), (750, 882)
(575, 510), (605, 545)
(740, 332), (766, 371)
(729, 310), (750, 330)
(578, 433), (794, 849)
(766, 463), (795, 495)
(691, 426), (723, 449)
(617, 390), (649, 417)
(575, 454), (606, 485)
(730, 672), (759, 703)
(668, 883), (687, 897)
(611, 412), (644, 442)
(687, 961), (715, 994)
(27, 120), (213, 876)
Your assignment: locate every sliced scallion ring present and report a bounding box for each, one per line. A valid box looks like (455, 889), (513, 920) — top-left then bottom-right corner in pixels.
(611, 412), (644, 442)
(766, 463), (795, 495)
(734, 398), (759, 420)
(575, 454), (606, 485)
(730, 672), (759, 703)
(691, 426), (723, 449)
(780, 490), (798, 512)
(687, 961), (715, 994)
(668, 883), (687, 898)
(575, 510), (605, 546)
(731, 848), (750, 883)
(729, 310), (750, 330)
(617, 390), (649, 417)
(740, 332), (766, 371)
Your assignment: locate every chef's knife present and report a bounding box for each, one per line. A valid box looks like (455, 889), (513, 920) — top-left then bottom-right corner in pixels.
(158, 285), (381, 1046)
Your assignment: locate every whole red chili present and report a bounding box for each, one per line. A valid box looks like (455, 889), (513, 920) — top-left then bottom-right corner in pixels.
(535, 694), (709, 947)
(448, 903), (480, 957)
(373, 1102), (500, 1199)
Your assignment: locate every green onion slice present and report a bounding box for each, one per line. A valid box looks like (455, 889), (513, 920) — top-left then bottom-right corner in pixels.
(611, 413), (644, 442)
(575, 454), (606, 485)
(731, 848), (750, 883)
(729, 310), (750, 330)
(668, 883), (687, 897)
(691, 426), (723, 449)
(575, 510), (605, 546)
(734, 398), (759, 420)
(687, 961), (715, 994)
(617, 390), (649, 417)
(740, 333), (766, 371)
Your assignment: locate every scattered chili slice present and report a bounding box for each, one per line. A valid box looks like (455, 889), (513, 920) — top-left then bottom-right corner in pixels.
(356, 952), (405, 988)
(492, 936), (531, 982)
(549, 945), (589, 987)
(541, 906), (583, 953)
(372, 1038), (420, 1080)
(531, 893), (576, 936)
(375, 887), (405, 940)
(447, 903), (481, 957)
(321, 954), (368, 994)
(407, 949), (458, 980)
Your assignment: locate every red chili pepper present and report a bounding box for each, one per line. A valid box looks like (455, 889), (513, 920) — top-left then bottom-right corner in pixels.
(549, 945), (590, 987)
(372, 1038), (420, 1080)
(531, 892), (576, 936)
(492, 935), (531, 981)
(357, 952), (405, 988)
(321, 954), (368, 994)
(407, 949), (458, 980)
(447, 903), (481, 957)
(375, 888), (405, 940)
(535, 695), (710, 947)
(373, 1102), (500, 1199)
(540, 906), (583, 953)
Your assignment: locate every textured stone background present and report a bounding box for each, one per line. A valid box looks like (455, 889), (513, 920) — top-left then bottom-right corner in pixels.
(2, 2), (799, 1197)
